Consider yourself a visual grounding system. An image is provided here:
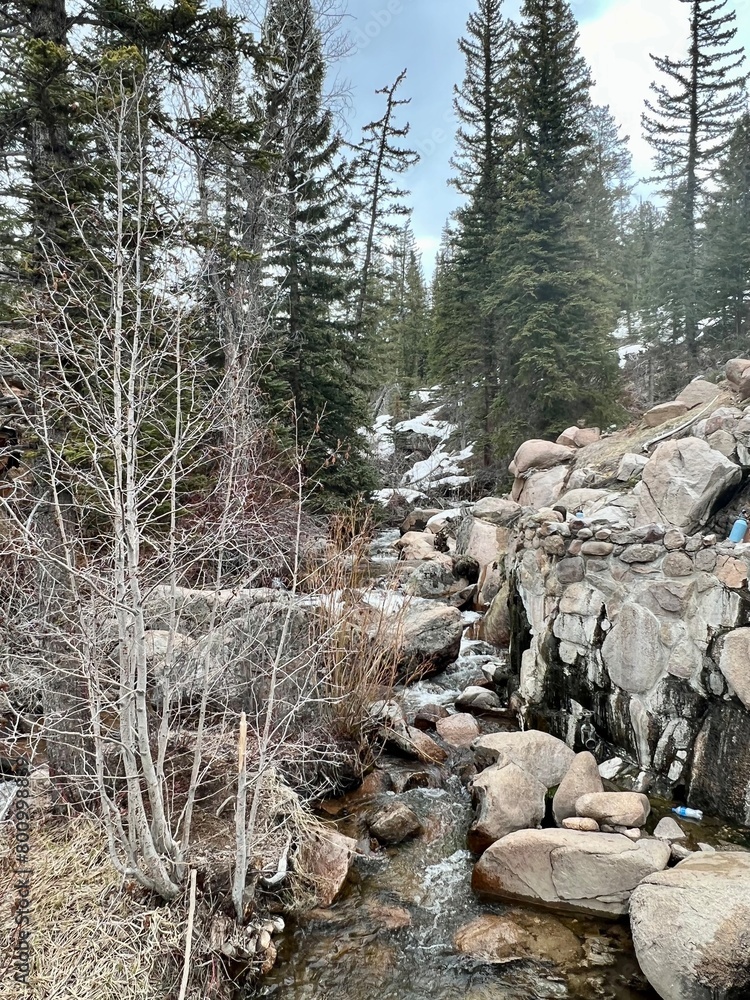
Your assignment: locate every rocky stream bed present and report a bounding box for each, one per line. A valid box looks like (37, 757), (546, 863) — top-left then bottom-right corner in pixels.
(250, 529), (750, 1000)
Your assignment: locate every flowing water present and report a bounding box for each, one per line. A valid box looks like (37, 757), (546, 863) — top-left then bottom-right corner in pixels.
(251, 530), (748, 1000)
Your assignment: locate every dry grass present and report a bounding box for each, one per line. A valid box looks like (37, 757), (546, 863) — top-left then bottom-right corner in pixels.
(0, 818), (195, 1000)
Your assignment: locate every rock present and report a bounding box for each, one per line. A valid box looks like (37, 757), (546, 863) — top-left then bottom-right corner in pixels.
(471, 497), (522, 526)
(663, 551), (693, 577)
(425, 509), (462, 534)
(602, 603), (666, 694)
(556, 556), (585, 584)
(671, 843), (693, 862)
(576, 791), (651, 828)
(395, 530), (444, 562)
(472, 828), (670, 918)
(677, 378), (720, 410)
(454, 911), (584, 967)
(476, 562), (502, 611)
(455, 515), (504, 567)
(689, 702), (750, 827)
(617, 453), (649, 481)
(653, 816), (686, 841)
(718, 628), (750, 709)
(726, 358), (750, 386)
(580, 541), (614, 557)
(562, 817), (600, 832)
(513, 439), (577, 475)
(435, 712), (480, 748)
(469, 761), (547, 852)
(472, 731), (575, 788)
(400, 508), (441, 534)
(412, 704), (448, 730)
(517, 466), (569, 508)
(636, 438), (742, 534)
(387, 724), (448, 764)
(404, 561), (459, 600)
(643, 400), (690, 427)
(399, 602), (464, 677)
(369, 801), (421, 845)
(456, 686), (503, 713)
(620, 543), (664, 563)
(478, 583), (511, 646)
(557, 426), (601, 449)
(664, 528), (687, 549)
(738, 372), (750, 401)
(630, 852), (750, 1000)
(715, 555), (748, 590)
(297, 828), (357, 907)
(553, 752), (604, 825)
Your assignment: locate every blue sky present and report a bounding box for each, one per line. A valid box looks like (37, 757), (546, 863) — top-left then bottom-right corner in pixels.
(336, 0), (750, 274)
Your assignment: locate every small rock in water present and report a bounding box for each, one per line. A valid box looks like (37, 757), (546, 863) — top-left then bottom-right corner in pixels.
(653, 816), (686, 842)
(412, 703), (449, 730)
(455, 685), (503, 713)
(670, 843), (693, 862)
(435, 712), (480, 748)
(562, 817), (600, 832)
(454, 911), (583, 967)
(369, 801), (421, 845)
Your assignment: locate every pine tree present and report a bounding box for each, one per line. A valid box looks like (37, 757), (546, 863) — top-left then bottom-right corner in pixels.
(700, 110), (750, 350)
(642, 0), (748, 354)
(492, 0), (620, 445)
(437, 0), (514, 468)
(376, 223), (430, 389)
(260, 0), (375, 505)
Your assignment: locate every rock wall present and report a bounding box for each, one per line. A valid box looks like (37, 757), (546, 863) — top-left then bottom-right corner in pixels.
(504, 507), (750, 826)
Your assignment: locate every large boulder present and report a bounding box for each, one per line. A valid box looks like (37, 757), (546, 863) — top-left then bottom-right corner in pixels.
(395, 530), (450, 563)
(472, 828), (670, 918)
(513, 439), (577, 475)
(517, 466), (569, 509)
(472, 731), (575, 788)
(676, 379), (720, 410)
(643, 400), (690, 428)
(471, 497), (522, 526)
(726, 358), (750, 386)
(404, 561), (471, 604)
(601, 603), (667, 694)
(556, 426), (601, 449)
(478, 584), (511, 647)
(552, 752), (604, 825)
(630, 852), (750, 1000)
(635, 438), (742, 534)
(435, 713), (480, 748)
(398, 601), (464, 676)
(455, 515), (504, 567)
(717, 628), (750, 709)
(469, 762), (547, 853)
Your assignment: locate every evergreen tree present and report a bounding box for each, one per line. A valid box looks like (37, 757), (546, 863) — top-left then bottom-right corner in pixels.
(260, 0), (375, 505)
(642, 0), (748, 353)
(700, 110), (750, 350)
(376, 223), (430, 389)
(492, 0), (620, 445)
(438, 0), (514, 467)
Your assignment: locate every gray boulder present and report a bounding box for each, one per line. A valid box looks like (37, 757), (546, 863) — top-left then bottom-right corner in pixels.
(472, 731), (575, 788)
(469, 762), (547, 853)
(635, 438), (741, 534)
(630, 852), (750, 1000)
(576, 791), (651, 828)
(473, 828), (670, 918)
(553, 752), (604, 825)
(602, 603), (666, 694)
(399, 601), (464, 677)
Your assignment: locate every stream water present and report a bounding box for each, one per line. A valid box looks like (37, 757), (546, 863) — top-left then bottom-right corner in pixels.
(251, 530), (749, 1000)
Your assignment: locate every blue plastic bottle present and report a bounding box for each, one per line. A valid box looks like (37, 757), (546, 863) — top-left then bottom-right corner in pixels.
(729, 510), (748, 544)
(673, 805), (703, 821)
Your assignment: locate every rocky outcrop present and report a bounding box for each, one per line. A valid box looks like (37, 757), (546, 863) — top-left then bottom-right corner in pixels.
(630, 852), (750, 1000)
(635, 438), (741, 532)
(472, 828), (670, 918)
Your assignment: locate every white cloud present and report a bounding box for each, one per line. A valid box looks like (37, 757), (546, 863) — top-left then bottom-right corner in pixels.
(578, 0), (689, 181)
